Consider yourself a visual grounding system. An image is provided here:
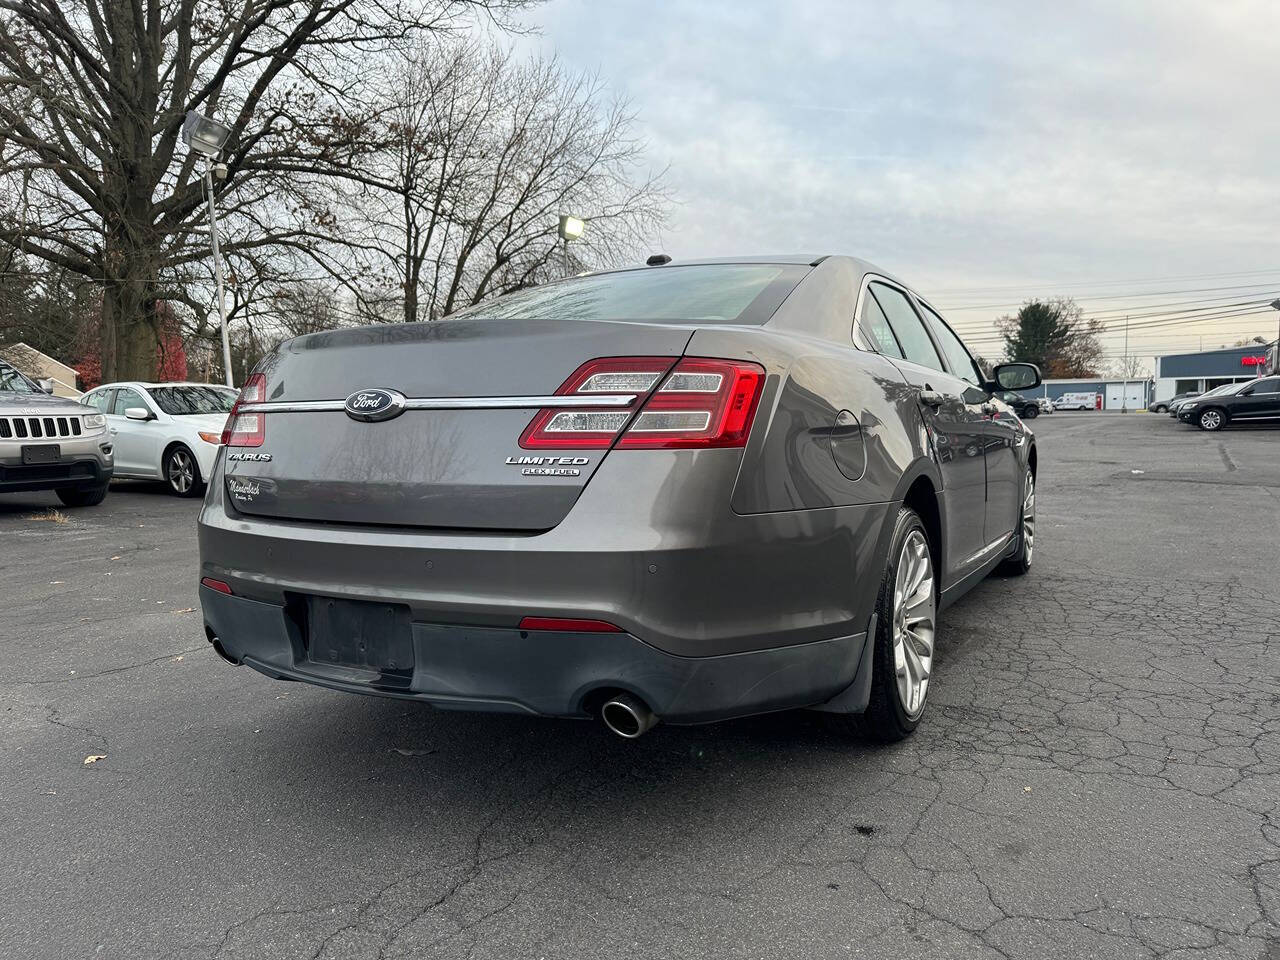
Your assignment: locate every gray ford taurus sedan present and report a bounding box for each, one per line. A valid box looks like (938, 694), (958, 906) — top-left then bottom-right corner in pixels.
(198, 255), (1040, 741)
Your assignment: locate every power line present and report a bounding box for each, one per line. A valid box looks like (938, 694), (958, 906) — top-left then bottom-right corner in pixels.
(958, 308), (1278, 346)
(937, 281), (1280, 311)
(924, 266), (1280, 296)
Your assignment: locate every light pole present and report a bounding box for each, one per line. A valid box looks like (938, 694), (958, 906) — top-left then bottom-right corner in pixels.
(182, 111), (234, 387)
(558, 215), (585, 278)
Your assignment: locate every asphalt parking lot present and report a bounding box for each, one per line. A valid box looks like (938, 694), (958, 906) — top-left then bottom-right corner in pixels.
(2, 415), (1278, 960)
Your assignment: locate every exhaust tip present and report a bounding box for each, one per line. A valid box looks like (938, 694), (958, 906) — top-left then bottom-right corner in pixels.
(600, 692), (657, 739)
(207, 633), (241, 666)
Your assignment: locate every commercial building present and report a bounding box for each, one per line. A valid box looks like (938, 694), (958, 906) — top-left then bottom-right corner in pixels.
(1014, 378), (1148, 410)
(1151, 343), (1277, 404)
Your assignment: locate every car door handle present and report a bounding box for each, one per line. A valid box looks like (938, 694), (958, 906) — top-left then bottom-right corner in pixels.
(918, 388), (945, 408)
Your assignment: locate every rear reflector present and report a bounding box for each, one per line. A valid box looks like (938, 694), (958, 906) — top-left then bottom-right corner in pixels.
(520, 356), (765, 450)
(200, 577), (233, 595)
(220, 373), (266, 447)
(519, 616), (623, 633)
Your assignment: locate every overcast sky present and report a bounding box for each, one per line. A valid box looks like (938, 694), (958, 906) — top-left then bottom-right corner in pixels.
(517, 0), (1280, 367)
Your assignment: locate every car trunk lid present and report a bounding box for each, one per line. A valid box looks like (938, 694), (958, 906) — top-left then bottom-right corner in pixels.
(222, 318), (693, 530)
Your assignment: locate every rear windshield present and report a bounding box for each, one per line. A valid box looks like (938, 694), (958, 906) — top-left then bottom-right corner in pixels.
(149, 385), (237, 415)
(451, 263), (809, 325)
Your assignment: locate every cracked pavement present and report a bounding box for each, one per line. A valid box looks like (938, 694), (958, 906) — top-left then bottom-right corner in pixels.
(2, 417), (1278, 959)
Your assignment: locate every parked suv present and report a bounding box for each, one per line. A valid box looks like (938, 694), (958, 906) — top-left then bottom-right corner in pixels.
(996, 390), (1040, 419)
(0, 360), (113, 505)
(1179, 376), (1280, 430)
(199, 255), (1041, 743)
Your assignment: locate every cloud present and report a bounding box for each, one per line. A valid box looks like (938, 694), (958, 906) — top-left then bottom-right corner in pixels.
(517, 0), (1280, 354)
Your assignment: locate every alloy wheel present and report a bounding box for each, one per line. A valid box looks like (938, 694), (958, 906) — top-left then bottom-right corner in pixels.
(892, 529), (936, 720)
(1022, 471), (1035, 564)
(1200, 410), (1222, 430)
(168, 449), (195, 494)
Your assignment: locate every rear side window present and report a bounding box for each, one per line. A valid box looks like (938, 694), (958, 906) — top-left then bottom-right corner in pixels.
(1253, 378), (1280, 394)
(449, 263), (809, 326)
(868, 282), (944, 371)
(857, 293), (905, 359)
(918, 302), (985, 386)
(85, 389), (114, 413)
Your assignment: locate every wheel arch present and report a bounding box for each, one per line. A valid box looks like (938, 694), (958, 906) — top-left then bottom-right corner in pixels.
(161, 439), (202, 482)
(886, 459), (944, 580)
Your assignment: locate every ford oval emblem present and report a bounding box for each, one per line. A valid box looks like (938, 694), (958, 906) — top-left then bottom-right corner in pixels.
(344, 388), (406, 422)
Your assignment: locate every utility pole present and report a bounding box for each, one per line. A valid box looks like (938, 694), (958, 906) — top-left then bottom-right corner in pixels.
(1121, 315), (1130, 413)
(1270, 299), (1280, 375)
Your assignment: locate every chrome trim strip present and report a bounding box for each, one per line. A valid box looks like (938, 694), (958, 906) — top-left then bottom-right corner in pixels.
(958, 532), (1014, 568)
(238, 394), (638, 414)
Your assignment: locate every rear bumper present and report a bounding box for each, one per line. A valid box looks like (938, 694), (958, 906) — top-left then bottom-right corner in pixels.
(198, 449), (892, 659)
(200, 585), (867, 722)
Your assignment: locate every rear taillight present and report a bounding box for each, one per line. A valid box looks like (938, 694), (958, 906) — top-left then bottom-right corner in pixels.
(220, 373), (266, 447)
(520, 358), (676, 449)
(519, 357), (765, 450)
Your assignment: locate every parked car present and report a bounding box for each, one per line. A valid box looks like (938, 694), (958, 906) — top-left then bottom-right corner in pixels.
(199, 255), (1041, 743)
(996, 390), (1040, 419)
(1179, 376), (1280, 430)
(80, 382), (236, 496)
(1172, 383), (1233, 419)
(1053, 392), (1098, 411)
(0, 359), (112, 505)
(1151, 391), (1199, 414)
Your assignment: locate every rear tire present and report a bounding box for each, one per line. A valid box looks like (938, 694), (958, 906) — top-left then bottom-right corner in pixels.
(1022, 405), (1038, 419)
(163, 445), (203, 497)
(56, 483), (108, 507)
(829, 506), (937, 743)
(1152, 403), (1167, 413)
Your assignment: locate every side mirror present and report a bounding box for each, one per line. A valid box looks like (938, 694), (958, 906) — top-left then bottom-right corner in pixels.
(990, 362), (1041, 392)
(124, 406), (152, 421)
(38, 378), (55, 394)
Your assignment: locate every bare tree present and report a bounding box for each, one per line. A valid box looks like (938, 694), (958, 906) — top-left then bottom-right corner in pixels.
(305, 40), (668, 324)
(0, 0), (525, 381)
(1110, 354), (1146, 380)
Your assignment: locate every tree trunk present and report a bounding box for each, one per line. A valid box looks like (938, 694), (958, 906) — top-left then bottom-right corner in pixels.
(100, 244), (161, 382)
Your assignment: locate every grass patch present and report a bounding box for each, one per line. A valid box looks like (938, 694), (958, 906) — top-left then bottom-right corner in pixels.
(27, 508), (69, 524)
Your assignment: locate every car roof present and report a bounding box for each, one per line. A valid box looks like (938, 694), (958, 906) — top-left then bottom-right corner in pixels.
(89, 381), (234, 390)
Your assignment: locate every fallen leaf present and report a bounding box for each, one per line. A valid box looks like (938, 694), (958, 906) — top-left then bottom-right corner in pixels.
(50, 581), (64, 585)
(173, 655), (184, 662)
(173, 607), (195, 614)
(1023, 786), (1032, 793)
(109, 555), (122, 560)
(83, 755), (106, 765)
